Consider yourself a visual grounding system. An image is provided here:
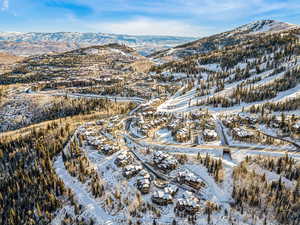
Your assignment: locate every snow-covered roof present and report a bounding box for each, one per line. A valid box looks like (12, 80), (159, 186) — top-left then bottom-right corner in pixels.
(123, 165), (142, 172)
(177, 191), (200, 208)
(153, 151), (178, 170)
(177, 170), (202, 184)
(293, 121), (300, 130)
(152, 190), (173, 201)
(177, 128), (188, 135)
(115, 152), (133, 166)
(232, 128), (254, 138)
(203, 129), (218, 138)
(164, 184), (178, 195)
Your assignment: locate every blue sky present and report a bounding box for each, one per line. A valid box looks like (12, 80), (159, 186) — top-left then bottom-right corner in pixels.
(1, 0), (300, 37)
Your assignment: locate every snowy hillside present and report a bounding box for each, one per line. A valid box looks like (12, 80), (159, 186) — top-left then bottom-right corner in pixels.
(150, 20), (300, 60)
(150, 20), (300, 115)
(229, 20), (299, 35)
(1, 20), (300, 225)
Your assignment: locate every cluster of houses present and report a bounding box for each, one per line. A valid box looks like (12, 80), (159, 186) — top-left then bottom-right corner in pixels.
(221, 113), (300, 144)
(115, 151), (151, 194)
(136, 116), (169, 137)
(166, 113), (218, 143)
(79, 126), (103, 146)
(112, 147), (205, 215)
(151, 184), (201, 214)
(166, 114), (187, 130)
(134, 109), (221, 144)
(190, 111), (208, 120)
(152, 190), (173, 205)
(222, 113), (258, 129)
(222, 117), (238, 128)
(259, 115), (300, 137)
(79, 125), (121, 155)
(237, 113), (258, 126)
(152, 151), (178, 172)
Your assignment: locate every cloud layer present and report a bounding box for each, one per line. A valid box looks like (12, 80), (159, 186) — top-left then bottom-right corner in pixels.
(1, 0), (8, 10)
(88, 18), (214, 37)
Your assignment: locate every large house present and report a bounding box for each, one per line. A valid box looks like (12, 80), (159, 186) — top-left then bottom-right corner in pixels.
(176, 170), (204, 190)
(164, 184), (179, 196)
(232, 127), (254, 140)
(122, 165), (143, 178)
(175, 128), (190, 143)
(152, 190), (173, 205)
(98, 144), (119, 155)
(176, 191), (200, 214)
(152, 151), (178, 172)
(137, 170), (151, 194)
(115, 152), (134, 167)
(203, 129), (218, 142)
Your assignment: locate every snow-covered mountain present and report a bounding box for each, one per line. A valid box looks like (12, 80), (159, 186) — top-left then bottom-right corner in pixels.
(150, 19), (300, 115)
(151, 20), (300, 59)
(2, 19), (300, 225)
(228, 20), (298, 36)
(0, 32), (196, 56)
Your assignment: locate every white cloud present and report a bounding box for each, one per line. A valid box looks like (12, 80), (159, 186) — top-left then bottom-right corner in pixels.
(76, 0), (300, 20)
(1, 0), (8, 11)
(87, 18), (215, 37)
(188, 0), (300, 19)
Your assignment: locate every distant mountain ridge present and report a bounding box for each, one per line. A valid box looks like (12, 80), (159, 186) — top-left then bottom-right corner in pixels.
(0, 32), (195, 43)
(0, 32), (196, 56)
